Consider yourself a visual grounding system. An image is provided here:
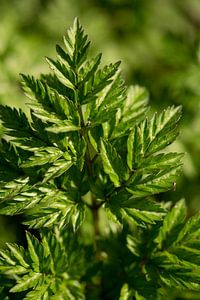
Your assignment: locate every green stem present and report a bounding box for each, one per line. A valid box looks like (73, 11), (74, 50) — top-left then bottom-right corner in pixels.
(77, 101), (100, 238)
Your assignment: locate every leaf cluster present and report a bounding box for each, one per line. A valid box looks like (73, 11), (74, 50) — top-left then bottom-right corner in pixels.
(0, 19), (199, 299)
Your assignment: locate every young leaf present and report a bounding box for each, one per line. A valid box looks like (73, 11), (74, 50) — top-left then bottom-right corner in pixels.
(46, 57), (76, 90)
(63, 17), (90, 68)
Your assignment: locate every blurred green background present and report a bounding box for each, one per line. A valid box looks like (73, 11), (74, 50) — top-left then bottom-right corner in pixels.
(0, 0), (200, 297)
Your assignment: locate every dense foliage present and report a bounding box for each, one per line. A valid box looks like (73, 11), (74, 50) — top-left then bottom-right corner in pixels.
(1, 0), (200, 215)
(0, 19), (200, 299)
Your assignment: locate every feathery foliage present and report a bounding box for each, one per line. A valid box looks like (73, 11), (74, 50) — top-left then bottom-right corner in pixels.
(0, 19), (199, 299)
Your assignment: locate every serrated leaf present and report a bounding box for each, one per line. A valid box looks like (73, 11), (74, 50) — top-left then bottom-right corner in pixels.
(21, 75), (80, 132)
(79, 54), (102, 85)
(127, 125), (145, 170)
(147, 106), (182, 155)
(97, 74), (126, 116)
(23, 188), (86, 230)
(10, 272), (42, 293)
(126, 165), (181, 197)
(121, 207), (165, 227)
(86, 63), (125, 118)
(151, 251), (200, 290)
(0, 249), (16, 266)
(127, 106), (182, 171)
(139, 152), (184, 171)
(0, 230), (85, 299)
(71, 203), (86, 231)
(100, 139), (128, 187)
(26, 232), (40, 272)
(107, 195), (165, 227)
(46, 57), (76, 90)
(21, 147), (63, 168)
(0, 177), (43, 215)
(0, 106), (43, 151)
(6, 244), (29, 269)
(0, 105), (32, 138)
(155, 199), (187, 249)
(127, 235), (142, 257)
(46, 120), (80, 133)
(100, 140), (120, 187)
(56, 44), (72, 67)
(43, 159), (74, 182)
(63, 17), (90, 68)
(112, 85), (149, 139)
(170, 245), (200, 266)
(23, 283), (49, 300)
(177, 212), (200, 243)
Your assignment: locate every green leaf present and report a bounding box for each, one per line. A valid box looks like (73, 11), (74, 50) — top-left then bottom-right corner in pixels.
(23, 283), (50, 300)
(26, 232), (40, 272)
(144, 206), (200, 292)
(81, 61), (121, 105)
(21, 147), (64, 168)
(0, 18), (189, 299)
(139, 152), (184, 171)
(127, 234), (142, 257)
(126, 165), (181, 197)
(10, 272), (42, 293)
(127, 106), (182, 169)
(79, 53), (102, 85)
(100, 74), (126, 111)
(0, 140), (22, 182)
(112, 85), (149, 139)
(46, 57), (76, 90)
(43, 159), (74, 182)
(92, 74), (126, 123)
(121, 206), (165, 227)
(0, 105), (32, 138)
(127, 125), (146, 170)
(63, 17), (90, 68)
(0, 230), (85, 299)
(23, 188), (86, 230)
(71, 202), (86, 231)
(21, 75), (80, 131)
(0, 177), (41, 215)
(100, 139), (128, 187)
(119, 283), (133, 300)
(146, 106), (182, 155)
(0, 106), (44, 151)
(107, 195), (166, 227)
(46, 120), (80, 133)
(177, 211), (200, 243)
(170, 245), (200, 266)
(155, 199), (187, 249)
(151, 251), (200, 290)
(6, 244), (29, 269)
